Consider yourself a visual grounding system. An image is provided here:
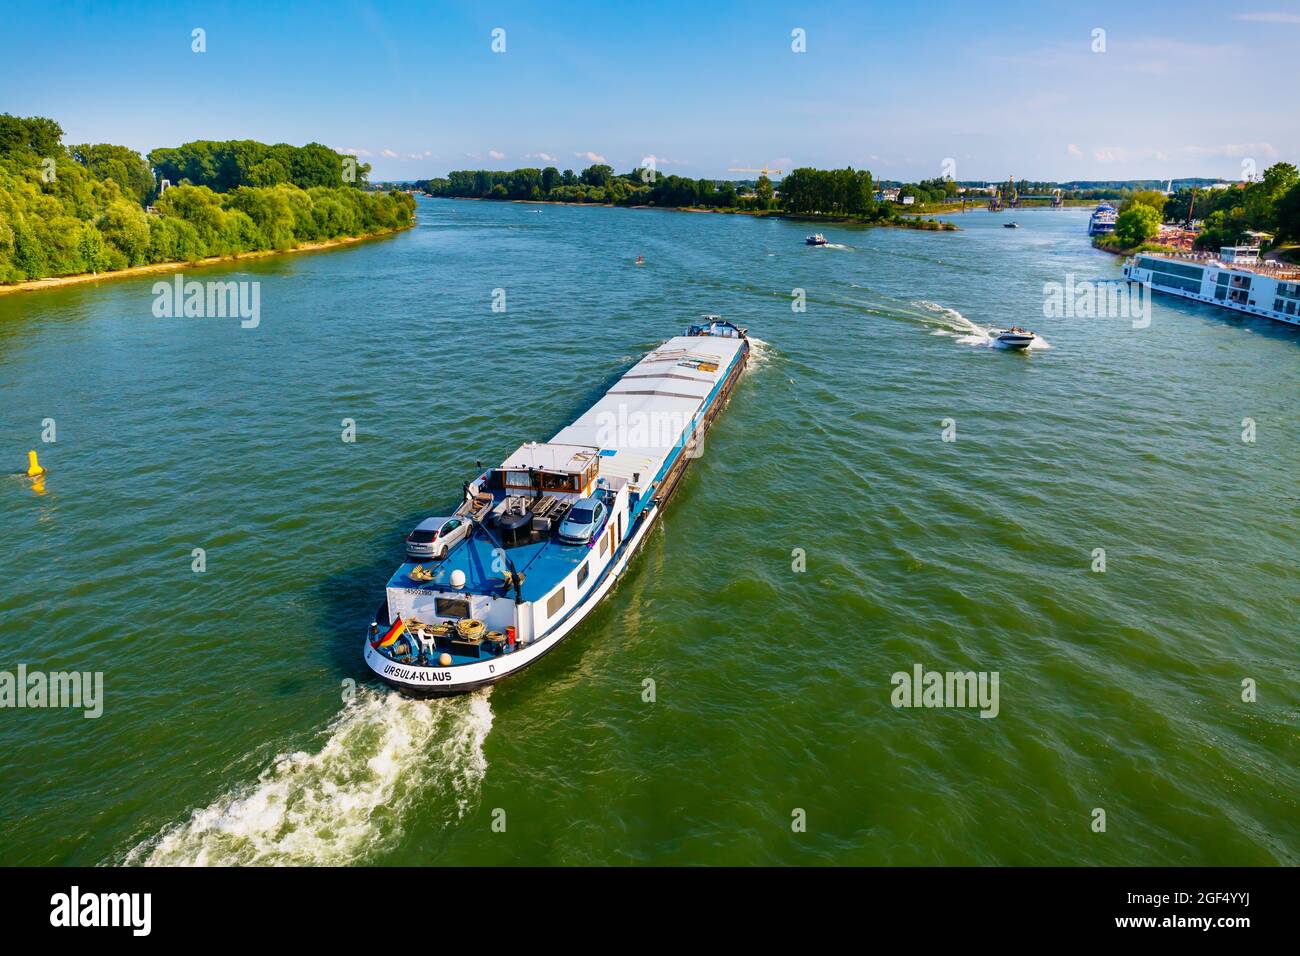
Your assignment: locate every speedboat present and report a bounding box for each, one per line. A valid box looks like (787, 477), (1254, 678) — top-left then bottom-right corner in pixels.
(1003, 221), (1020, 228)
(988, 326), (1035, 349)
(805, 233), (828, 246)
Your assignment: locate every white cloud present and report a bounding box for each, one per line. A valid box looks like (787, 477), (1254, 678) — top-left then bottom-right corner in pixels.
(488, 149), (506, 160)
(337, 147), (372, 157)
(380, 149), (399, 159)
(575, 150), (607, 164)
(1223, 141), (1277, 157)
(1234, 12), (1300, 23)
(1091, 145), (1176, 163)
(1179, 142), (1278, 160)
(1066, 143), (1084, 157)
(525, 152), (558, 163)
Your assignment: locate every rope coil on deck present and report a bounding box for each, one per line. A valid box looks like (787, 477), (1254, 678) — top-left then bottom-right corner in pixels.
(455, 618), (486, 641)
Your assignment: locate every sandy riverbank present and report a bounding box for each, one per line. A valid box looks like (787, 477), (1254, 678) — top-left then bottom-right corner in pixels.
(0, 223), (413, 297)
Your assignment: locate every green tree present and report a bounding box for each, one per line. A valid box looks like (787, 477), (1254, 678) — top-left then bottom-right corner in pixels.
(148, 140), (366, 192)
(1114, 203), (1162, 246)
(580, 164), (613, 189)
(0, 114), (64, 157)
(97, 198), (151, 265)
(69, 143), (155, 206)
(1121, 190), (1168, 218)
(1243, 162), (1298, 232)
(1275, 182), (1300, 244)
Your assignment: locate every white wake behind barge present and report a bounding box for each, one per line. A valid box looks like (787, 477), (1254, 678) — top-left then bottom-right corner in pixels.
(364, 318), (749, 696)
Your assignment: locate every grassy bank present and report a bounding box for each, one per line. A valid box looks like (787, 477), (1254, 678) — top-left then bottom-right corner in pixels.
(1091, 236), (1176, 256)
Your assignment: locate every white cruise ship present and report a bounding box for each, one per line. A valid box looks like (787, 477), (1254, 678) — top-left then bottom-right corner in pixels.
(1123, 245), (1300, 327)
(1088, 201), (1118, 236)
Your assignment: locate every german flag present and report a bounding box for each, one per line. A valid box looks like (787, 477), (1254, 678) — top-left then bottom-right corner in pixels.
(376, 617), (406, 648)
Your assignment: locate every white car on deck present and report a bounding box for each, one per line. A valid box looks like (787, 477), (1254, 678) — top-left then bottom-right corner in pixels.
(557, 496), (607, 546)
(405, 515), (470, 559)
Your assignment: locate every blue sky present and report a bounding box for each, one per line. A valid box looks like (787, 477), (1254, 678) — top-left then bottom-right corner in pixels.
(4, 0), (1298, 182)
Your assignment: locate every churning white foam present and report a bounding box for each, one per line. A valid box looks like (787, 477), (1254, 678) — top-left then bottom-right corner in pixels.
(745, 335), (775, 371)
(127, 688), (494, 866)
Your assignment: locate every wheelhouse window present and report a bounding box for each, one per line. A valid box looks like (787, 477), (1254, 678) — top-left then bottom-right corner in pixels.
(435, 597), (470, 619)
(546, 588), (566, 618)
(503, 470), (533, 490)
(577, 562), (589, 588)
(542, 471), (579, 493)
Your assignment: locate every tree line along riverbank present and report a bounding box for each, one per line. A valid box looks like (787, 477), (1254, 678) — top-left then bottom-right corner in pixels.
(1091, 165), (1300, 255)
(419, 165), (957, 230)
(0, 114), (416, 287)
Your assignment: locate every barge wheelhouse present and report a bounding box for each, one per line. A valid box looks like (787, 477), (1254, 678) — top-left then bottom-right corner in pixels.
(363, 318), (750, 696)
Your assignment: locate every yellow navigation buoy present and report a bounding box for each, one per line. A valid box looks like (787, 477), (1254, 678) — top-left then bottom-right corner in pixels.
(26, 450), (45, 478)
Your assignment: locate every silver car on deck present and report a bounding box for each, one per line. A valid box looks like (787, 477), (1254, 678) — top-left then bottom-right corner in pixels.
(405, 515), (470, 559)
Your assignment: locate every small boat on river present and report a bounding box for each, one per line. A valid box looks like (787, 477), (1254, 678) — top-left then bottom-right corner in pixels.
(988, 326), (1036, 349)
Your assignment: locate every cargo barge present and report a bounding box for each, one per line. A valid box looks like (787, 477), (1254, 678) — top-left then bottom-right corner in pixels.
(363, 318), (750, 696)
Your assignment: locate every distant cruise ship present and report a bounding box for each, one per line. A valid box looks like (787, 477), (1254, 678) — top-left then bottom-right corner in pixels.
(1123, 245), (1300, 327)
(1088, 201), (1118, 236)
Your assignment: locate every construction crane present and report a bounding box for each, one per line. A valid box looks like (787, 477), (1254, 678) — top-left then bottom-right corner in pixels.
(727, 166), (784, 177)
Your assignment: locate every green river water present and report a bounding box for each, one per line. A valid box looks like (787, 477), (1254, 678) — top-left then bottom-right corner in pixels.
(1, 198), (1296, 865)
